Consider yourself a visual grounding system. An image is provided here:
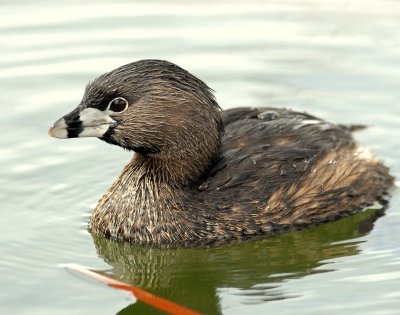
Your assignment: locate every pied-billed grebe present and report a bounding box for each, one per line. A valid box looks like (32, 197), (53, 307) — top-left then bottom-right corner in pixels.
(49, 59), (393, 246)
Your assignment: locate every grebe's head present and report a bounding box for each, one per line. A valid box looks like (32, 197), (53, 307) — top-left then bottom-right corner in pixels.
(49, 60), (222, 159)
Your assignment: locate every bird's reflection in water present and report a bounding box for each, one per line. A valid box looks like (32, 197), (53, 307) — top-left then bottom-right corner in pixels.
(91, 208), (383, 315)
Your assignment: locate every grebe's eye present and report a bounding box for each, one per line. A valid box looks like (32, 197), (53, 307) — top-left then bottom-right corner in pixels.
(108, 97), (128, 113)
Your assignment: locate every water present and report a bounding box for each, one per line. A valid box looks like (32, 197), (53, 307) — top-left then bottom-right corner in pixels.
(1, 0), (400, 314)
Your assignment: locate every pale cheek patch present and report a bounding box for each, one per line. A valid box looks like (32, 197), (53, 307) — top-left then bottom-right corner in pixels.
(79, 125), (110, 138)
(79, 108), (115, 125)
(78, 108), (115, 138)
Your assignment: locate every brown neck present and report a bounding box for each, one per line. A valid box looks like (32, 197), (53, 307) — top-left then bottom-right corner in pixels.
(133, 139), (220, 188)
(90, 136), (221, 243)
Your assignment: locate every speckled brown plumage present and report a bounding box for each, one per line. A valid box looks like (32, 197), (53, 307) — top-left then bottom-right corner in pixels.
(49, 60), (394, 247)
